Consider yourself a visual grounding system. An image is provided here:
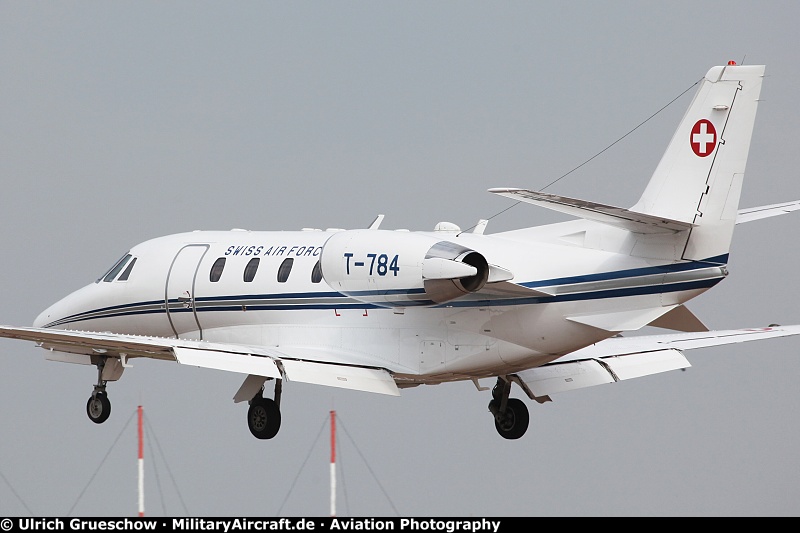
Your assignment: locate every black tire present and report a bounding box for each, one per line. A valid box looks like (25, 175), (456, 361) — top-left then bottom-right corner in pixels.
(492, 397), (529, 440)
(247, 397), (282, 439)
(86, 392), (111, 424)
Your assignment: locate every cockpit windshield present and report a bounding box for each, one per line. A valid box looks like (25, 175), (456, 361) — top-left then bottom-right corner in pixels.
(96, 253), (132, 283)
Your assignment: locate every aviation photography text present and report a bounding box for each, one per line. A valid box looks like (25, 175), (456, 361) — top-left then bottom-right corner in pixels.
(3, 518), (505, 533)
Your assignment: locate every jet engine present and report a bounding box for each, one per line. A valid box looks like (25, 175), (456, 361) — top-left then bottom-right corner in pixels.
(319, 229), (490, 307)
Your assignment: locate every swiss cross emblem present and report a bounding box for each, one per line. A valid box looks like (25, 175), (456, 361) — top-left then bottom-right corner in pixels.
(690, 119), (717, 157)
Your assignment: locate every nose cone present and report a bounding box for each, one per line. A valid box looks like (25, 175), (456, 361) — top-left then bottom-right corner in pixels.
(33, 297), (72, 328)
(32, 283), (96, 329)
(33, 306), (52, 328)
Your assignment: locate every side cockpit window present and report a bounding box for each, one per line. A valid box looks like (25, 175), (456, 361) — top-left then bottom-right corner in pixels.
(98, 253), (133, 283)
(117, 257), (137, 281)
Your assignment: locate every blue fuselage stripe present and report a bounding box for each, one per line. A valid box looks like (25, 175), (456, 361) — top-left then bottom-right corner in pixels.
(44, 272), (723, 328)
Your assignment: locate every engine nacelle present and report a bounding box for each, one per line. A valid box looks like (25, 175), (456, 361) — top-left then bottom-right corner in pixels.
(320, 229), (489, 307)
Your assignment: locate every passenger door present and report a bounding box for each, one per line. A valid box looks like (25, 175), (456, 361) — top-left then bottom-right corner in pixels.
(165, 244), (209, 339)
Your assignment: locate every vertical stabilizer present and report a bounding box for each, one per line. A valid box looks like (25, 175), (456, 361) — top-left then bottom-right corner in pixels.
(632, 63), (765, 261)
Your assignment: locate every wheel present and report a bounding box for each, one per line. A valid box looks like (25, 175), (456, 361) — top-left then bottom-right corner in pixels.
(86, 392), (111, 424)
(247, 397), (281, 439)
(491, 398), (529, 440)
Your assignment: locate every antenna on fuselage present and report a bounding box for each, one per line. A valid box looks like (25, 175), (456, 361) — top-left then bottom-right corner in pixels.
(368, 215), (384, 229)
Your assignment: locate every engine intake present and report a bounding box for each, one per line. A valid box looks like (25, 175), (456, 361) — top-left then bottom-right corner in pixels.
(422, 241), (489, 303)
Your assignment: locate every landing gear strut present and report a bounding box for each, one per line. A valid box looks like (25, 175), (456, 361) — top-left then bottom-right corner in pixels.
(488, 377), (529, 440)
(247, 378), (282, 439)
(86, 358), (111, 424)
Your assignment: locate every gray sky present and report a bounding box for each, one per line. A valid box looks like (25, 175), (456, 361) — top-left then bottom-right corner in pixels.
(2, 1), (800, 517)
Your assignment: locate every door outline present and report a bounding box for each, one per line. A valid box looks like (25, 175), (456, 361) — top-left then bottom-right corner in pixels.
(165, 244), (209, 339)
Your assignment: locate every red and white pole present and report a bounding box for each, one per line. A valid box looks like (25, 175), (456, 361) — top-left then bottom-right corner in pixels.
(330, 410), (336, 517)
(138, 405), (144, 517)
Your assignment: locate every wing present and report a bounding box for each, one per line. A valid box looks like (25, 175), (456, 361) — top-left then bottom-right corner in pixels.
(0, 325), (401, 397)
(514, 325), (800, 402)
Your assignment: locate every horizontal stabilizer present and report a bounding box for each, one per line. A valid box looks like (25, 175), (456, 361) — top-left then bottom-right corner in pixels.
(489, 188), (695, 234)
(737, 200), (800, 224)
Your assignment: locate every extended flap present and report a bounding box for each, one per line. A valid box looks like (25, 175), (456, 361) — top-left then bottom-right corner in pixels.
(516, 348), (689, 398)
(280, 359), (400, 396)
(173, 347), (282, 379)
(517, 359), (615, 397)
(601, 348), (690, 380)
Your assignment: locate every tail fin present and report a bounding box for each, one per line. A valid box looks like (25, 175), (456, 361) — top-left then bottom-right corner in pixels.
(632, 63), (765, 261)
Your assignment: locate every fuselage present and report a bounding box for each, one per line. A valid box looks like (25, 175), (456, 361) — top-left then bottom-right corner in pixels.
(33, 223), (727, 384)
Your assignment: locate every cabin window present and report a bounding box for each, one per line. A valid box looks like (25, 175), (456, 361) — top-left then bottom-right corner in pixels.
(277, 258), (294, 283)
(244, 258), (260, 282)
(117, 257), (137, 281)
(311, 260), (323, 283)
(100, 254), (132, 282)
(210, 257), (226, 282)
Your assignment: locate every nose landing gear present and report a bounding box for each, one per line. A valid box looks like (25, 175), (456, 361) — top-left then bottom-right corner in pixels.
(85, 356), (125, 424)
(86, 358), (111, 424)
(87, 390), (111, 424)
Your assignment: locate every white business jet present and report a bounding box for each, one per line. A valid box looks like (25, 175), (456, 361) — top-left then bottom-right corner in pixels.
(2, 62), (800, 440)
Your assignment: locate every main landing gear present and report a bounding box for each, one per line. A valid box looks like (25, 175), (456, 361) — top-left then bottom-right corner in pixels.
(488, 377), (529, 440)
(247, 378), (283, 439)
